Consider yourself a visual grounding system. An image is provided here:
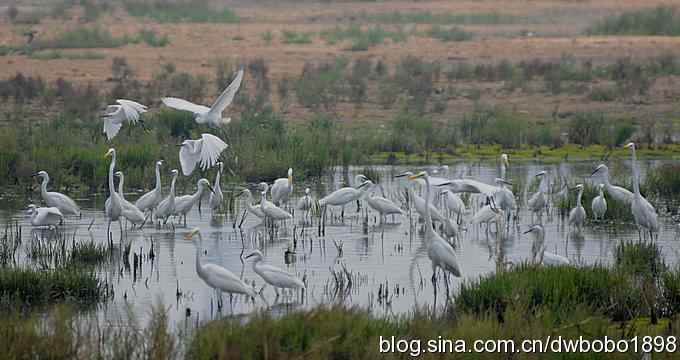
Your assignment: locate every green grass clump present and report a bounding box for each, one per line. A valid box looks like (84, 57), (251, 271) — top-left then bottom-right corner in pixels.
(124, 1), (239, 23)
(644, 163), (680, 199)
(587, 5), (680, 36)
(320, 25), (407, 50)
(281, 30), (313, 44)
(556, 183), (634, 222)
(34, 27), (132, 49)
(0, 267), (106, 307)
(28, 50), (105, 60)
(428, 25), (473, 42)
(615, 241), (665, 277)
(366, 11), (526, 25)
(69, 240), (110, 266)
(136, 29), (170, 47)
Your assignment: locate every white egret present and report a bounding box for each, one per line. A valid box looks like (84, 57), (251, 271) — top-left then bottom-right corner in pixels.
(528, 171), (547, 218)
(106, 171), (145, 228)
(524, 225), (570, 266)
(174, 178), (215, 226)
(407, 171), (461, 286)
(592, 183), (607, 221)
(590, 164), (633, 204)
(208, 161), (224, 213)
(178, 133), (228, 176)
(260, 183), (293, 223)
(568, 184), (586, 232)
(442, 189), (465, 223)
(364, 181), (404, 223)
(318, 180), (370, 219)
(135, 160), (164, 215)
(245, 249), (305, 297)
(155, 169), (179, 225)
(271, 167), (293, 206)
(162, 69), (243, 127)
(239, 189), (265, 220)
(104, 148), (123, 235)
(470, 197), (503, 227)
(185, 228), (257, 305)
(32, 171), (80, 217)
(26, 204), (63, 227)
(396, 172), (458, 237)
(101, 99), (147, 140)
(296, 188), (313, 221)
(625, 142), (659, 240)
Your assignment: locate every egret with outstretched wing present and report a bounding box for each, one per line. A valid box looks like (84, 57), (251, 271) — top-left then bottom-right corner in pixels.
(179, 133), (228, 176)
(102, 99), (147, 140)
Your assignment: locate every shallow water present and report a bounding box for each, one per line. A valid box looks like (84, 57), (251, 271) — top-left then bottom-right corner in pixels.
(1, 158), (679, 326)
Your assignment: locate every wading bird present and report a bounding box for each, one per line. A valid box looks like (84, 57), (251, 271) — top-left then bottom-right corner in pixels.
(178, 133), (228, 176)
(26, 204), (62, 228)
(155, 169), (179, 225)
(297, 188), (313, 222)
(528, 171), (548, 220)
(524, 224), (570, 266)
(407, 172), (461, 288)
(162, 69), (243, 127)
(32, 170), (80, 217)
(364, 181), (404, 223)
(568, 184), (586, 232)
(107, 171), (145, 228)
(442, 189), (465, 224)
(208, 162), (224, 213)
(318, 180), (370, 220)
(271, 168), (293, 207)
(101, 99), (147, 140)
(246, 249), (305, 298)
(135, 160), (164, 216)
(174, 178), (214, 226)
(592, 183), (607, 222)
(590, 164), (633, 204)
(239, 188), (265, 221)
(260, 183), (293, 224)
(185, 228), (257, 308)
(105, 148), (123, 235)
(625, 142), (659, 240)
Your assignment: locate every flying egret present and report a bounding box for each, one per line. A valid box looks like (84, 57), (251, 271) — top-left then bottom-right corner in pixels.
(26, 204), (63, 228)
(625, 142), (659, 240)
(245, 249), (305, 298)
(155, 169), (179, 225)
(208, 161), (224, 213)
(592, 183), (607, 222)
(104, 148), (123, 236)
(174, 178), (215, 226)
(271, 168), (293, 207)
(135, 160), (164, 215)
(239, 189), (265, 221)
(101, 99), (147, 140)
(590, 164), (633, 204)
(407, 171), (461, 288)
(568, 184), (586, 232)
(185, 228), (257, 308)
(364, 180), (404, 223)
(528, 171), (547, 219)
(178, 133), (228, 176)
(524, 225), (570, 266)
(260, 183), (293, 224)
(162, 68), (243, 127)
(32, 171), (80, 217)
(296, 188), (313, 222)
(106, 171), (145, 228)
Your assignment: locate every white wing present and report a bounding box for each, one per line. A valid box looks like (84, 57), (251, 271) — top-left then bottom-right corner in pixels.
(37, 207), (63, 225)
(258, 264), (304, 288)
(179, 134), (228, 176)
(209, 68), (244, 115)
(116, 99), (147, 124)
(162, 97), (210, 115)
(103, 113), (123, 140)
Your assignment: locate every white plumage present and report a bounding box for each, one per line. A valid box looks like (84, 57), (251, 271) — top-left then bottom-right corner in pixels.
(568, 184), (586, 231)
(135, 160), (164, 213)
(591, 183), (607, 221)
(33, 171), (80, 217)
(270, 168), (293, 206)
(26, 204), (63, 227)
(240, 189), (265, 219)
(162, 69), (243, 127)
(174, 178), (214, 224)
(101, 99), (147, 140)
(590, 164), (633, 204)
(527, 171), (547, 216)
(155, 169), (179, 224)
(260, 183), (292, 221)
(297, 188), (313, 212)
(208, 162), (224, 212)
(247, 250), (304, 296)
(178, 133), (228, 176)
(525, 224), (570, 266)
(106, 171), (145, 227)
(625, 143), (659, 238)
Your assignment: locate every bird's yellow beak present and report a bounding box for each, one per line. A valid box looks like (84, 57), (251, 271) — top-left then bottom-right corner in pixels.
(407, 172), (425, 180)
(185, 228), (200, 240)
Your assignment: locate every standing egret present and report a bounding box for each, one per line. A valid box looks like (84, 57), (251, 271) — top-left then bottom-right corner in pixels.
(208, 162), (224, 213)
(101, 99), (147, 140)
(442, 189), (465, 224)
(245, 249), (305, 298)
(524, 225), (570, 266)
(185, 228), (257, 308)
(162, 69), (243, 127)
(174, 178), (215, 226)
(592, 183), (607, 222)
(407, 172), (461, 288)
(239, 189), (265, 221)
(260, 183), (293, 224)
(568, 184), (586, 232)
(296, 188), (313, 222)
(135, 160), (164, 215)
(590, 164), (633, 204)
(155, 169), (179, 225)
(178, 133), (228, 176)
(104, 148), (123, 236)
(318, 180), (370, 220)
(26, 204), (63, 228)
(364, 181), (404, 223)
(397, 172), (458, 237)
(32, 171), (80, 217)
(271, 168), (293, 207)
(624, 142), (659, 240)
(107, 171), (145, 228)
(528, 171), (547, 220)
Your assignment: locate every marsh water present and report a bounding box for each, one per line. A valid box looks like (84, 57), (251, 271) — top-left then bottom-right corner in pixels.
(1, 159), (679, 327)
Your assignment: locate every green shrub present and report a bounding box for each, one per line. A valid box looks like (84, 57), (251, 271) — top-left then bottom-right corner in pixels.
(428, 25), (473, 42)
(34, 27), (131, 49)
(587, 5), (680, 36)
(281, 30), (313, 44)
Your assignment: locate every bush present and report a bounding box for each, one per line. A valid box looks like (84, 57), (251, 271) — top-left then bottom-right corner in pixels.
(34, 27), (131, 49)
(281, 30), (312, 44)
(428, 25), (473, 42)
(320, 25), (407, 50)
(136, 29), (169, 47)
(644, 164), (680, 199)
(587, 5), (680, 36)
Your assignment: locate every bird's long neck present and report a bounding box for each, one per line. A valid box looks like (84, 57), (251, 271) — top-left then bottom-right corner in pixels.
(423, 176), (434, 239)
(118, 174), (125, 200)
(630, 147), (641, 195)
(108, 153), (117, 198)
(192, 184), (206, 202)
(170, 175), (177, 198)
(154, 163), (162, 192)
(214, 169), (221, 188)
(194, 238), (204, 278)
(500, 163), (506, 180)
(576, 188), (583, 207)
(40, 176), (49, 196)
